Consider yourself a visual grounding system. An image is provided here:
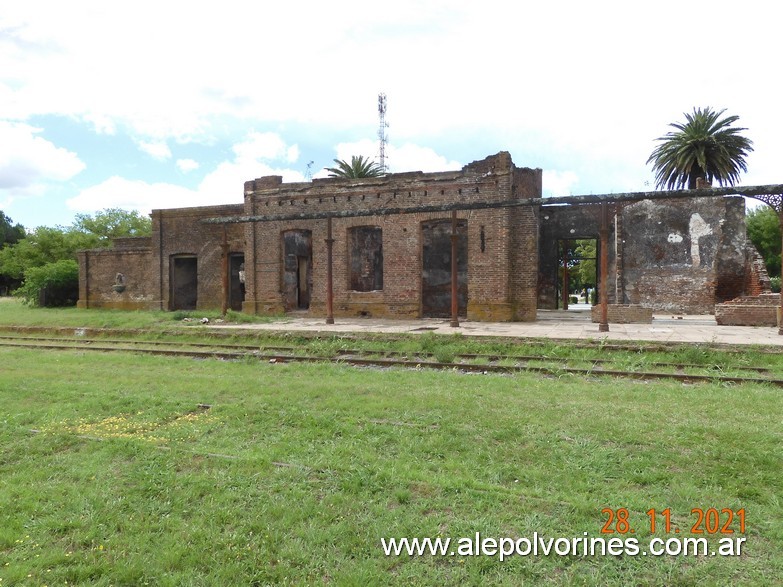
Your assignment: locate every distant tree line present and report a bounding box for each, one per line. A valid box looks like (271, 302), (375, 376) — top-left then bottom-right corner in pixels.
(0, 208), (151, 306)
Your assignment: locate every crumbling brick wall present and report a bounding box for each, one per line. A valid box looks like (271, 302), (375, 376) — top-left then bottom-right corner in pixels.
(77, 237), (157, 310)
(78, 204), (245, 311)
(744, 244), (772, 296)
(153, 204), (245, 311)
(715, 293), (779, 326)
(619, 196), (747, 314)
(243, 152), (543, 321)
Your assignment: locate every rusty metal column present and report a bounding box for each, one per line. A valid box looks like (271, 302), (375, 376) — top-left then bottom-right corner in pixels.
(779, 211), (783, 335)
(221, 224), (229, 316)
(325, 216), (335, 325)
(598, 202), (609, 332)
(450, 210), (460, 328)
(562, 241), (569, 310)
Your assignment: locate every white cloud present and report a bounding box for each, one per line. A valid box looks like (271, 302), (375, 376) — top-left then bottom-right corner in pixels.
(0, 120), (85, 195)
(5, 0), (780, 223)
(67, 132), (305, 213)
(233, 132), (291, 164)
(388, 143), (461, 173)
(542, 170), (579, 198)
(65, 176), (203, 213)
(315, 140), (461, 178)
(176, 159), (200, 173)
(137, 140), (172, 161)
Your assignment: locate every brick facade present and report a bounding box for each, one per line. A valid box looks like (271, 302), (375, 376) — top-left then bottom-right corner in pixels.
(242, 152), (541, 321)
(77, 152), (761, 322)
(538, 196), (749, 314)
(715, 293), (780, 327)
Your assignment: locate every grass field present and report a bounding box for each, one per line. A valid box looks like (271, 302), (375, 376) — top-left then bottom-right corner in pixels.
(1, 302), (782, 585)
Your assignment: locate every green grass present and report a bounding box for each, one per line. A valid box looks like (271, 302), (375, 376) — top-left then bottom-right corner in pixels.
(1, 346), (782, 586)
(0, 297), (278, 329)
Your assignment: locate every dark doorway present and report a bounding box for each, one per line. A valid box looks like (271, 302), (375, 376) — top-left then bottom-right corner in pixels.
(170, 255), (197, 310)
(229, 253), (245, 312)
(282, 230), (312, 311)
(421, 219), (467, 318)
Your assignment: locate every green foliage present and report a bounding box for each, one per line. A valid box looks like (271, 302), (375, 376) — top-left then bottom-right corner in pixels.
(647, 107), (754, 190)
(325, 155), (384, 178)
(770, 276), (781, 293)
(746, 205), (781, 277)
(0, 211), (25, 247)
(0, 208), (152, 291)
(573, 239), (596, 289)
(0, 226), (92, 280)
(14, 259), (79, 307)
(0, 211), (26, 292)
(71, 208), (151, 245)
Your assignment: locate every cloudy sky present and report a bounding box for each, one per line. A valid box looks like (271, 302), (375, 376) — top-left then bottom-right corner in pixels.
(1, 1), (778, 229)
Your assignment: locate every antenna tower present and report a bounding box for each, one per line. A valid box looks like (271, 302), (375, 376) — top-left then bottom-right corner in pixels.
(377, 92), (388, 173)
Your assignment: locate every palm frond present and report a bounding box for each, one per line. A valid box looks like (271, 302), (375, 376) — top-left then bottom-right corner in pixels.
(647, 107), (753, 190)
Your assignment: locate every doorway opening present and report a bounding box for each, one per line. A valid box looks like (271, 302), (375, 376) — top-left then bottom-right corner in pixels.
(229, 253), (245, 312)
(170, 255), (197, 310)
(557, 239), (597, 310)
(282, 230), (312, 311)
(421, 219), (467, 318)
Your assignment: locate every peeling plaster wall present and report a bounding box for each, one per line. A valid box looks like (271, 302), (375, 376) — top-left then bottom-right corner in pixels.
(619, 196), (746, 313)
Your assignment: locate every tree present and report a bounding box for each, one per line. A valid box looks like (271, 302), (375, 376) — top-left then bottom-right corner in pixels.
(71, 208), (151, 245)
(746, 205), (781, 278)
(0, 212), (25, 247)
(325, 155), (384, 178)
(647, 107), (754, 190)
(0, 208), (152, 302)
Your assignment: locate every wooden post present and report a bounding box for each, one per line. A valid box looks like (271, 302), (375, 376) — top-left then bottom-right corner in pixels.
(220, 225), (229, 317)
(325, 216), (335, 325)
(450, 210), (460, 328)
(598, 202), (609, 332)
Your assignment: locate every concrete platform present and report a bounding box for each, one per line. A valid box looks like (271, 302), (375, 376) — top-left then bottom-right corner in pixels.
(211, 309), (783, 347)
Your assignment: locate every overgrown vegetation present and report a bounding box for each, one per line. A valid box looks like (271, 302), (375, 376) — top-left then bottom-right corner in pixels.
(0, 208), (151, 306)
(746, 205), (781, 278)
(14, 259), (79, 307)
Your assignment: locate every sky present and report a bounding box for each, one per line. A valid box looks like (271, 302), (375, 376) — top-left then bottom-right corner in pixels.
(1, 1), (779, 230)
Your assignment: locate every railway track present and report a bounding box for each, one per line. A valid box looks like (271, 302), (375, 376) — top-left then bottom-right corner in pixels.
(1, 332), (781, 387)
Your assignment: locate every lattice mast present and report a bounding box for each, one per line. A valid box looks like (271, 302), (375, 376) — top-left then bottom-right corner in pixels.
(377, 93), (388, 173)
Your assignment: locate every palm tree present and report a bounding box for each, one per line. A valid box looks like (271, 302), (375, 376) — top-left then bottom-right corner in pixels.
(325, 155), (384, 178)
(647, 107), (754, 190)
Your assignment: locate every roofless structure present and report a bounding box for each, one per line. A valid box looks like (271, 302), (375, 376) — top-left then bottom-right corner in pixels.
(77, 152), (783, 333)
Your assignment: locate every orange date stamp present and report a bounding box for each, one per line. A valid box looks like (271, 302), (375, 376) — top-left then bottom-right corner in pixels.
(600, 508), (746, 535)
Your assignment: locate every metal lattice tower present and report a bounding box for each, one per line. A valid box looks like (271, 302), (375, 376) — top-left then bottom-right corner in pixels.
(377, 93), (388, 173)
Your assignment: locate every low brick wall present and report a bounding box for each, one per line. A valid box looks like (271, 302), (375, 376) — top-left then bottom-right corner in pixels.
(591, 304), (653, 324)
(715, 294), (780, 327)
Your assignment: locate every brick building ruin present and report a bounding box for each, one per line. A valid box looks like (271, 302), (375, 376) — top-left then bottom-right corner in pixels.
(77, 152), (772, 321)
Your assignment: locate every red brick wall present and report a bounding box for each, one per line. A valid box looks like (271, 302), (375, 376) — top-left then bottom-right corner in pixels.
(78, 238), (158, 310)
(243, 152), (542, 321)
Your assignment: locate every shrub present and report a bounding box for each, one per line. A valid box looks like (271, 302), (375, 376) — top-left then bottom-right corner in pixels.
(15, 260), (79, 307)
(771, 276), (781, 293)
